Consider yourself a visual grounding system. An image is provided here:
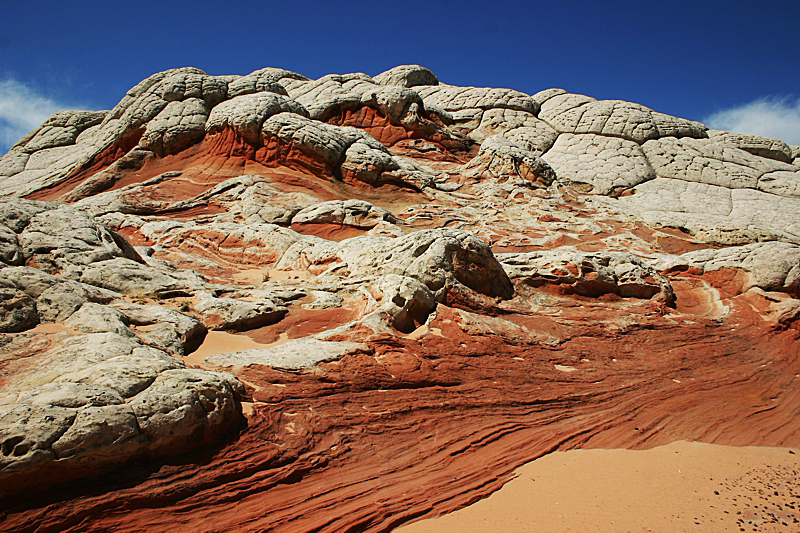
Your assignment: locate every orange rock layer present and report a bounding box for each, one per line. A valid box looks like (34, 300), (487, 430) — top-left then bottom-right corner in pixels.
(2, 272), (798, 533)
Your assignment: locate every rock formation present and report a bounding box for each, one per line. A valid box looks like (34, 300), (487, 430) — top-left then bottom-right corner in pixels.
(1, 64), (799, 532)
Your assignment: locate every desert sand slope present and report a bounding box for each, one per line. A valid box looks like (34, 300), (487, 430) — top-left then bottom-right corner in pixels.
(399, 441), (800, 533)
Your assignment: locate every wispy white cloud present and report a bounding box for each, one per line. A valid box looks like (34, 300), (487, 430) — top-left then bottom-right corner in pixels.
(704, 96), (800, 146)
(0, 78), (76, 155)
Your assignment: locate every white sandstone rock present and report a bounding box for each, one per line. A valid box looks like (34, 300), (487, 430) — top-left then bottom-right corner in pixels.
(139, 98), (210, 156)
(292, 200), (397, 227)
(641, 136), (799, 192)
(206, 92), (309, 145)
(79, 257), (206, 297)
(0, 331), (242, 496)
(110, 302), (206, 356)
(707, 130), (793, 163)
(226, 67), (309, 98)
(498, 249), (674, 302)
(0, 224), (22, 265)
(615, 177), (800, 244)
(543, 133), (655, 194)
(63, 303), (136, 338)
(0, 286), (39, 332)
(205, 338), (370, 371)
(194, 295), (287, 331)
(0, 199), (57, 233)
(465, 135), (555, 185)
(13, 111), (106, 154)
(18, 206), (143, 274)
(682, 241), (800, 295)
(415, 84), (538, 115)
(373, 274), (437, 333)
(374, 65), (439, 88)
(539, 94), (707, 143)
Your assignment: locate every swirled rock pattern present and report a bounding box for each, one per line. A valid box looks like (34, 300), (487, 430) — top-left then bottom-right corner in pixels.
(1, 65), (800, 533)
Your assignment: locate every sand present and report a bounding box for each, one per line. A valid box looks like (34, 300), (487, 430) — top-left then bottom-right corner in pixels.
(183, 330), (292, 367)
(397, 441), (800, 533)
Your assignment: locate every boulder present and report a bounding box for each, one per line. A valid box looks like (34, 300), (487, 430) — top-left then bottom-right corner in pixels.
(0, 199), (56, 233)
(18, 206), (143, 275)
(15, 383), (124, 408)
(107, 68), (217, 137)
(153, 71), (228, 106)
(126, 368), (241, 447)
(139, 98), (210, 156)
(283, 74), (419, 122)
(226, 67), (308, 98)
(63, 303), (136, 338)
(373, 65), (439, 88)
(0, 224), (22, 265)
(49, 403), (141, 460)
(681, 241), (800, 296)
(0, 286), (39, 332)
(0, 404), (76, 471)
(36, 280), (119, 323)
(205, 92), (309, 146)
(261, 112), (376, 167)
(301, 290), (344, 310)
(502, 123), (560, 156)
(194, 295), (287, 331)
(338, 141), (400, 185)
(0, 331), (244, 497)
(110, 302), (206, 356)
(79, 257), (206, 297)
(279, 228), (514, 301)
(374, 274), (437, 333)
(0, 266), (69, 298)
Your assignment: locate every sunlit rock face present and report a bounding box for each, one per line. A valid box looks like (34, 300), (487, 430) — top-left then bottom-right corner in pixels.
(2, 64), (800, 532)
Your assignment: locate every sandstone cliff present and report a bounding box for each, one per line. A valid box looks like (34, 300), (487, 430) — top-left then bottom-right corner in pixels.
(1, 64), (799, 532)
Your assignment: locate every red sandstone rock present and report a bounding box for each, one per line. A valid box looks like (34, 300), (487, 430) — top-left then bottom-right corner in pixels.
(1, 64), (800, 533)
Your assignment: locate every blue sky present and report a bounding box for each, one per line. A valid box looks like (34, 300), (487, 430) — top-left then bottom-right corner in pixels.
(2, 0), (799, 154)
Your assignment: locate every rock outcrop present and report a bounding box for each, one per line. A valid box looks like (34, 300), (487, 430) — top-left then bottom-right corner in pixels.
(1, 64), (800, 533)
(0, 333), (242, 497)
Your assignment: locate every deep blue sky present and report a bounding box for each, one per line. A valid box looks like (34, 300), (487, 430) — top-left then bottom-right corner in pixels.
(2, 0), (799, 152)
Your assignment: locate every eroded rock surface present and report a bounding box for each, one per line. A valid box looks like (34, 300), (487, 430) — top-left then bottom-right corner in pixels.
(1, 64), (800, 533)
(0, 333), (242, 497)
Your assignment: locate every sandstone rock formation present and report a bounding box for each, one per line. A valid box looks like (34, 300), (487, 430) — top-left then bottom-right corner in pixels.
(1, 64), (799, 532)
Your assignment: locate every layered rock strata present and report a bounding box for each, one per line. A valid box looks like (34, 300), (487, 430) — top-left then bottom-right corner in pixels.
(1, 64), (799, 532)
